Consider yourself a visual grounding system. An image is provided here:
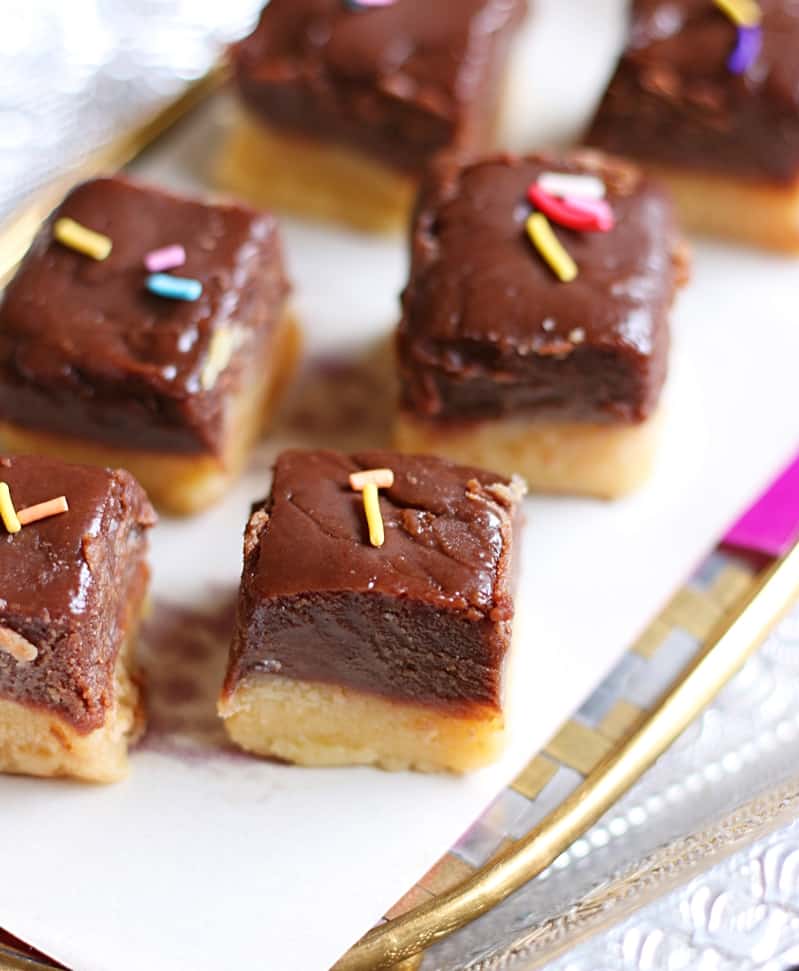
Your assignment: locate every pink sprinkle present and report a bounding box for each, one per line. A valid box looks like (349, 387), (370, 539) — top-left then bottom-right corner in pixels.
(144, 244), (186, 273)
(527, 184), (614, 233)
(564, 196), (614, 226)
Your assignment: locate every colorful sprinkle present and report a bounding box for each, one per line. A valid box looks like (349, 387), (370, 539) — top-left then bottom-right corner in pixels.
(0, 626), (38, 664)
(362, 482), (385, 548)
(17, 496), (69, 526)
(351, 468), (393, 547)
(144, 244), (186, 273)
(0, 483), (21, 534)
(146, 273), (202, 302)
(527, 184), (614, 232)
(728, 24), (762, 74)
(526, 213), (578, 283)
(53, 217), (112, 261)
(714, 0), (761, 27)
(537, 172), (606, 201)
(345, 0), (397, 9)
(566, 195), (617, 221)
(349, 468), (395, 491)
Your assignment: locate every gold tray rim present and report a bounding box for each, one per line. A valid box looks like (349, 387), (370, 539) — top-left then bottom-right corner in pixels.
(0, 71), (797, 971)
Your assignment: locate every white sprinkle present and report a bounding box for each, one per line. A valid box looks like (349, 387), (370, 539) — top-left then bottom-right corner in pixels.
(569, 327), (586, 344)
(542, 318), (556, 332)
(538, 172), (606, 200)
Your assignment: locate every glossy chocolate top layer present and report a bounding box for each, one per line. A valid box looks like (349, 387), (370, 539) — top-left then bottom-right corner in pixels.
(223, 449), (525, 710)
(0, 176), (289, 454)
(231, 0), (528, 174)
(0, 455), (155, 732)
(398, 151), (684, 424)
(586, 0), (799, 183)
(248, 449), (521, 611)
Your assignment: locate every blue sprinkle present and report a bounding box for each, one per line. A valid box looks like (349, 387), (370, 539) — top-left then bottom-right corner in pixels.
(146, 273), (202, 302)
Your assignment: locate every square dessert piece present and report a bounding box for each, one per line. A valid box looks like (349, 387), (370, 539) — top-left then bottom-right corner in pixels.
(0, 176), (299, 514)
(0, 454), (155, 783)
(586, 0), (799, 251)
(219, 449), (526, 772)
(395, 151), (688, 498)
(218, 0), (528, 231)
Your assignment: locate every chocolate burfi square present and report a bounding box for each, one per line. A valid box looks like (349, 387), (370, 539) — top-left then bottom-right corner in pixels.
(0, 454), (155, 782)
(0, 176), (299, 514)
(219, 0), (528, 230)
(586, 0), (799, 250)
(395, 150), (687, 498)
(219, 449), (526, 772)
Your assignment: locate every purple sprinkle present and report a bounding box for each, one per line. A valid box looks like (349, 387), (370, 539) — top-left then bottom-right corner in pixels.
(344, 0), (396, 9)
(728, 25), (762, 75)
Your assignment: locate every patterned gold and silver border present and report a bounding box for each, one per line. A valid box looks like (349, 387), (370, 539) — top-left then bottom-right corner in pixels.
(0, 75), (797, 971)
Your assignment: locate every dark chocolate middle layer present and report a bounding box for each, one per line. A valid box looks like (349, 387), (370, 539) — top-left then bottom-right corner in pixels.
(0, 455), (156, 733)
(223, 449), (524, 712)
(0, 176), (290, 455)
(231, 0), (528, 174)
(587, 0), (799, 184)
(398, 152), (682, 425)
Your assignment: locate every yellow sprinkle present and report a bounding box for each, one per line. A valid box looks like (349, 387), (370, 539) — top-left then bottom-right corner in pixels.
(0, 483), (21, 534)
(713, 0), (761, 26)
(362, 482), (385, 548)
(53, 217), (112, 261)
(526, 213), (578, 283)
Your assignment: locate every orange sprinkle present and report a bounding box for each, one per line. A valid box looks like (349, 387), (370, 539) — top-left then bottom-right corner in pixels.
(349, 468), (395, 491)
(17, 495), (69, 526)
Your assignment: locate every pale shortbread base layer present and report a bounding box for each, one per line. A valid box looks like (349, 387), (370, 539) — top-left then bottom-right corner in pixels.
(0, 627), (144, 784)
(394, 409), (663, 499)
(645, 165), (799, 253)
(0, 312), (301, 516)
(215, 115), (417, 233)
(219, 675), (506, 774)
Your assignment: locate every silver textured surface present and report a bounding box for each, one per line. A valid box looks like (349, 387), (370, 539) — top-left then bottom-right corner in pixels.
(0, 0), (263, 223)
(543, 805), (799, 971)
(421, 605), (799, 970)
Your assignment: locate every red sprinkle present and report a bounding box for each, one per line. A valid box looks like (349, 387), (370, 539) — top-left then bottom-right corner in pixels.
(527, 184), (614, 233)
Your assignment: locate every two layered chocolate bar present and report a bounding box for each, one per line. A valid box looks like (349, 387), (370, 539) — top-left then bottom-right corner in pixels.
(587, 0), (799, 251)
(0, 176), (298, 514)
(0, 455), (155, 782)
(219, 0), (528, 231)
(219, 449), (525, 772)
(395, 151), (688, 497)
